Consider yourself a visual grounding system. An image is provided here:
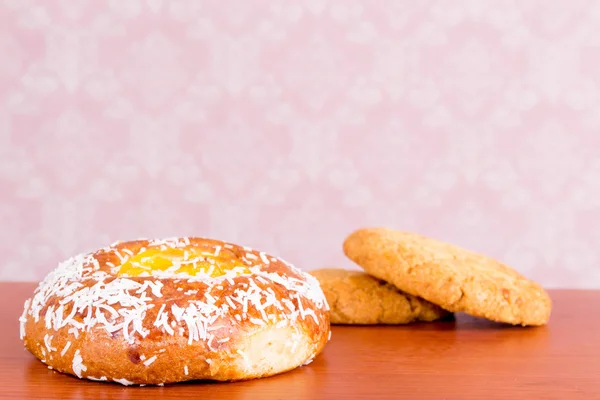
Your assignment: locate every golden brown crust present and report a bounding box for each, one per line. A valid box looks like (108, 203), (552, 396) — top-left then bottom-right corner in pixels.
(343, 228), (552, 326)
(310, 268), (450, 325)
(21, 237), (330, 385)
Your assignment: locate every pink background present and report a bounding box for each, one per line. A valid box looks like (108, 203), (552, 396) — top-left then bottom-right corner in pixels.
(2, 1), (600, 287)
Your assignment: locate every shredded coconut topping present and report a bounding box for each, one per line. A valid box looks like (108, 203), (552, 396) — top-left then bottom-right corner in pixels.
(88, 376), (107, 381)
(60, 341), (72, 357)
(19, 299), (30, 340)
(143, 355), (157, 366)
(114, 378), (134, 386)
(72, 349), (87, 378)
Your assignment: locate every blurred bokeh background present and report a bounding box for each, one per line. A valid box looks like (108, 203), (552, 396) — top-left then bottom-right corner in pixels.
(1, 1), (600, 287)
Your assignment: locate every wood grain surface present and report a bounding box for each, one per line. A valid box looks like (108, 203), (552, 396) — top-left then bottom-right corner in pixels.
(3, 283), (598, 399)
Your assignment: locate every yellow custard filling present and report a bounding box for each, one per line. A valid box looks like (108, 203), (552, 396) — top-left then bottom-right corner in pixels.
(118, 247), (249, 277)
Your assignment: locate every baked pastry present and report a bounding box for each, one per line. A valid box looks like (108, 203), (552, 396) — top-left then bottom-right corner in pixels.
(310, 268), (451, 324)
(20, 237), (331, 385)
(343, 228), (552, 326)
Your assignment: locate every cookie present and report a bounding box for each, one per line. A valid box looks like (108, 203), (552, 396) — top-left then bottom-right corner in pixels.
(343, 228), (552, 326)
(310, 268), (451, 325)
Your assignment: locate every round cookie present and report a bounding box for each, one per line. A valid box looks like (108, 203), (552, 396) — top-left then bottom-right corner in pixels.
(310, 268), (451, 325)
(343, 228), (552, 326)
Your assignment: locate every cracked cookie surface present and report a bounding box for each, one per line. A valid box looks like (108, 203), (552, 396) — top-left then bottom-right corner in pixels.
(310, 268), (451, 325)
(343, 228), (552, 326)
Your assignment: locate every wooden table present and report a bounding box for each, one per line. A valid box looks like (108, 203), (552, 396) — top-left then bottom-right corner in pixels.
(2, 283), (598, 399)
